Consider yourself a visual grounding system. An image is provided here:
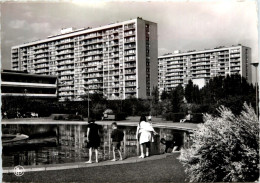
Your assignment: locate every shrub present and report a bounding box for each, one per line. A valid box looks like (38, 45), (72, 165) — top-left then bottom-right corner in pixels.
(179, 103), (259, 182)
(54, 115), (65, 120)
(162, 112), (185, 122)
(191, 113), (203, 123)
(115, 112), (127, 121)
(67, 114), (84, 121)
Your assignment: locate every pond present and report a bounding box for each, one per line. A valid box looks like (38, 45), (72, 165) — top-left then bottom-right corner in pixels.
(2, 123), (192, 167)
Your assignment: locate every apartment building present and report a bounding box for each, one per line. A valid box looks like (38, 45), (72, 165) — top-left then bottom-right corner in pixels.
(11, 18), (158, 101)
(1, 70), (57, 99)
(158, 45), (251, 93)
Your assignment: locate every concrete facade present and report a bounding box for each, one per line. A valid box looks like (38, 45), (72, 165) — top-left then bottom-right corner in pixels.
(1, 70), (57, 98)
(11, 18), (158, 101)
(158, 45), (251, 93)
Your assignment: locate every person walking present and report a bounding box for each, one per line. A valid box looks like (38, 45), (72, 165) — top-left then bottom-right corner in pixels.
(85, 118), (101, 163)
(111, 122), (124, 161)
(136, 115), (157, 158)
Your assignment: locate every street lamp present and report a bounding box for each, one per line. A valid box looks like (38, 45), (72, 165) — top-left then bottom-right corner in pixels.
(251, 62), (259, 118)
(83, 85), (91, 120)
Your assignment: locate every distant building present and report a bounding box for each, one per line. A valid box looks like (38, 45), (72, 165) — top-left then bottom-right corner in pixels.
(158, 45), (251, 93)
(11, 17), (158, 101)
(1, 70), (58, 99)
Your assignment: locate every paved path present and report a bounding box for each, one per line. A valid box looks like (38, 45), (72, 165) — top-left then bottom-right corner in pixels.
(3, 153), (187, 182)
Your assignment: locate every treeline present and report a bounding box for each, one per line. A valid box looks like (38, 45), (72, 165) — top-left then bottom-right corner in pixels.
(158, 74), (257, 120)
(2, 74), (257, 122)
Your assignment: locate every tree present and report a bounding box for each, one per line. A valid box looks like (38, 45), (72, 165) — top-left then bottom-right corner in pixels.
(161, 89), (169, 100)
(185, 80), (193, 103)
(179, 103), (259, 182)
(170, 84), (184, 113)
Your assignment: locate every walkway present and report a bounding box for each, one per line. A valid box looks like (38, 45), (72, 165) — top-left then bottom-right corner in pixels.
(3, 153), (187, 182)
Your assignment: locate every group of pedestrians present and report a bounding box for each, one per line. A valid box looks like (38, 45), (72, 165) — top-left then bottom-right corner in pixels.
(85, 115), (158, 163)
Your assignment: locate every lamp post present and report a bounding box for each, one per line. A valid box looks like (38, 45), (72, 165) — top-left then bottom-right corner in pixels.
(251, 62), (259, 118)
(83, 85), (90, 120)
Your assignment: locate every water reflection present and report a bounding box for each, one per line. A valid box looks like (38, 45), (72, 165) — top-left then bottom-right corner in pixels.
(2, 124), (190, 167)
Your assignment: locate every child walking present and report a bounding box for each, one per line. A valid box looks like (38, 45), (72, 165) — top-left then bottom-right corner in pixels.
(111, 122), (124, 161)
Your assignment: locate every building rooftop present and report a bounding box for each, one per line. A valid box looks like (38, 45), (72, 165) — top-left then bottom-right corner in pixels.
(159, 44), (246, 58)
(12, 17), (155, 48)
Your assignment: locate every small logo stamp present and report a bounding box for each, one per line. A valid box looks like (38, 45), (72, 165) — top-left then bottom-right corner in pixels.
(14, 165), (24, 176)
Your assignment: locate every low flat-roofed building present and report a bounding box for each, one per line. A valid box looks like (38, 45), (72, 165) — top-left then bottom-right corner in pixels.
(1, 70), (58, 99)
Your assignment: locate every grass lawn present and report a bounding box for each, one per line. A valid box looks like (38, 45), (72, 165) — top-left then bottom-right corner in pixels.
(3, 154), (187, 182)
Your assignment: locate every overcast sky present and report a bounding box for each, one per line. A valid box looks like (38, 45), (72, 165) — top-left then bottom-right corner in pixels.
(1, 1), (258, 81)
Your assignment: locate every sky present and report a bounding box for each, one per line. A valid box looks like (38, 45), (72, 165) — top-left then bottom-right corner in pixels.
(1, 0), (259, 82)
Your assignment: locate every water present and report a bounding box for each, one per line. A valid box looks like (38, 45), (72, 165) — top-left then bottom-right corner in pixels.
(2, 124), (189, 167)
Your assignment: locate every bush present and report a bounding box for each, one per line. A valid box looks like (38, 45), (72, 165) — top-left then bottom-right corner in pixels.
(115, 112), (127, 121)
(191, 113), (203, 123)
(179, 103), (259, 182)
(163, 112), (185, 122)
(54, 115), (65, 120)
(67, 114), (84, 121)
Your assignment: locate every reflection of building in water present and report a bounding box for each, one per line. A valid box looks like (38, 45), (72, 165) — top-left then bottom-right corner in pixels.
(2, 124), (195, 167)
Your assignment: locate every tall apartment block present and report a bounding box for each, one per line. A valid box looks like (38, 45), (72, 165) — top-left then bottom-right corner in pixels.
(158, 45), (251, 93)
(11, 18), (158, 101)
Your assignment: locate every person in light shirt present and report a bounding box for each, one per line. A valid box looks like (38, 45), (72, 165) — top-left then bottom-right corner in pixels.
(136, 115), (157, 158)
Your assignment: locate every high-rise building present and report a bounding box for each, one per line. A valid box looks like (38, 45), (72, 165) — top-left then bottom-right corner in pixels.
(158, 45), (251, 93)
(12, 18), (158, 101)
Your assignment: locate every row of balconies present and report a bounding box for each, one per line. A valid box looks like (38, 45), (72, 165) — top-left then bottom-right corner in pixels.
(60, 71), (74, 76)
(55, 39), (72, 45)
(167, 64), (183, 69)
(191, 66), (210, 71)
(230, 54), (240, 58)
(83, 44), (103, 51)
(35, 69), (49, 73)
(58, 66), (74, 71)
(230, 67), (240, 71)
(192, 70), (209, 74)
(35, 64), (49, 69)
(125, 50), (136, 56)
(125, 63), (136, 68)
(124, 37), (135, 43)
(59, 92), (74, 96)
(86, 62), (102, 67)
(58, 60), (74, 65)
(124, 31), (135, 37)
(193, 74), (210, 78)
(124, 56), (135, 62)
(87, 74), (103, 78)
(192, 62), (210, 66)
(34, 49), (49, 55)
(33, 44), (48, 50)
(104, 66), (119, 71)
(60, 76), (73, 81)
(82, 56), (103, 61)
(56, 50), (74, 55)
(87, 68), (103, 73)
(35, 54), (49, 59)
(83, 39), (103, 45)
(124, 24), (135, 30)
(82, 50), (103, 56)
(59, 87), (73, 91)
(56, 55), (74, 61)
(125, 75), (136, 80)
(56, 45), (74, 51)
(124, 44), (136, 50)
